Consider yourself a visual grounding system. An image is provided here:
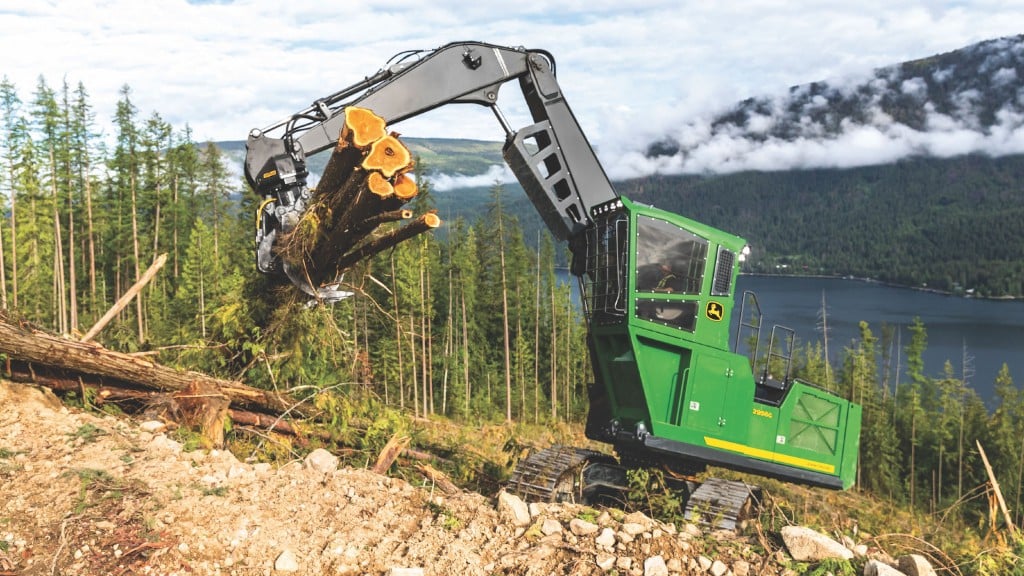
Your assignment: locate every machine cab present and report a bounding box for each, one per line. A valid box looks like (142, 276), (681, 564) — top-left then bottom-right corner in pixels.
(577, 197), (860, 490)
(577, 196), (747, 344)
(576, 195), (750, 446)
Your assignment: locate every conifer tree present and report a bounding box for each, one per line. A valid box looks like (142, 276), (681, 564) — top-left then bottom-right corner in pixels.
(12, 81), (56, 326)
(104, 84), (142, 342)
(0, 76), (21, 309)
(67, 81), (98, 330)
(896, 317), (929, 508)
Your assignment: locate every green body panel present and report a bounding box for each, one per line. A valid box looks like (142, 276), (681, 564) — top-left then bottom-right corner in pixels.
(585, 196), (862, 490)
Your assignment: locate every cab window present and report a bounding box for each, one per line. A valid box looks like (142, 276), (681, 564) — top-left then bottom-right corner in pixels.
(635, 216), (708, 295)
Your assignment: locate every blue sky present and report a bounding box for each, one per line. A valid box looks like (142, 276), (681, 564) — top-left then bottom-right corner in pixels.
(2, 1), (1024, 181)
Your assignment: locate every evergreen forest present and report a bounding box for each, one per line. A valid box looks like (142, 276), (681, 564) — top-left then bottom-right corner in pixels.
(617, 155), (1024, 298)
(3, 75), (1024, 557)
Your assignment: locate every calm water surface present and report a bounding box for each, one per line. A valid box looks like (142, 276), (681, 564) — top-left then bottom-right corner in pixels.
(735, 275), (1024, 406)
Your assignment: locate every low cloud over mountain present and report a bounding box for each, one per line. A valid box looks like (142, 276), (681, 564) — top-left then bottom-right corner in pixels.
(606, 34), (1024, 178)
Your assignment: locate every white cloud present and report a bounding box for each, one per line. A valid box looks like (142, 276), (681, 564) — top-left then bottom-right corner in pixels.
(993, 67), (1019, 86)
(2, 1), (1024, 185)
(429, 164), (517, 192)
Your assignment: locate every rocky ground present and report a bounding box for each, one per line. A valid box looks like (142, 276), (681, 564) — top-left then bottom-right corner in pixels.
(0, 380), (939, 576)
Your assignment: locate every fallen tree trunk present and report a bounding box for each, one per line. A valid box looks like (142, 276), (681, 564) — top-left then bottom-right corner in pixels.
(4, 361), (337, 444)
(0, 311), (304, 417)
(418, 463), (460, 495)
(372, 433), (411, 474)
(82, 253), (167, 343)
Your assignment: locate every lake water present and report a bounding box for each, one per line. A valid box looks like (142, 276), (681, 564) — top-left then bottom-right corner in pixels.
(735, 275), (1024, 407)
(562, 272), (1024, 406)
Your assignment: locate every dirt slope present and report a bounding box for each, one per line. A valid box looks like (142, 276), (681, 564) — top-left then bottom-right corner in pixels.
(0, 380), (784, 575)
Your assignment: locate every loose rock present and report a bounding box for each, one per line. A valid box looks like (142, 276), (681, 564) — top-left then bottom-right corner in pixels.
(595, 553), (616, 571)
(570, 518), (600, 536)
(595, 527), (616, 548)
(497, 491), (532, 527)
(644, 555), (669, 576)
(781, 525), (854, 561)
(866, 559), (907, 576)
(304, 448), (339, 474)
(274, 549), (299, 572)
(541, 518), (563, 536)
(898, 554), (937, 576)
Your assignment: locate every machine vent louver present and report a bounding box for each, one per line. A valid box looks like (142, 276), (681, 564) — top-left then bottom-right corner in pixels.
(712, 247), (735, 296)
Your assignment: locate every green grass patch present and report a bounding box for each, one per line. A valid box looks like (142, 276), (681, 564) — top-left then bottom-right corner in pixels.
(576, 507), (600, 524)
(426, 499), (462, 531)
(70, 423), (107, 443)
(171, 426), (205, 452)
(201, 486), (229, 497)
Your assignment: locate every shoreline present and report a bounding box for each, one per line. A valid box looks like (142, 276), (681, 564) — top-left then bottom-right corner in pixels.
(739, 272), (1021, 302)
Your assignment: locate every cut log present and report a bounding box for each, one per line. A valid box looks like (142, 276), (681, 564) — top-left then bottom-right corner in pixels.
(340, 106), (388, 148)
(275, 106), (431, 291)
(367, 171), (394, 198)
(314, 139), (362, 204)
(358, 209), (413, 232)
(314, 106), (387, 198)
(381, 173), (419, 212)
(393, 173), (418, 200)
(363, 134), (413, 178)
(333, 211), (441, 272)
(4, 360), (335, 444)
(229, 408), (307, 438)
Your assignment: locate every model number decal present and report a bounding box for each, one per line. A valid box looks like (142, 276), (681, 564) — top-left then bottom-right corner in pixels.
(752, 408), (773, 419)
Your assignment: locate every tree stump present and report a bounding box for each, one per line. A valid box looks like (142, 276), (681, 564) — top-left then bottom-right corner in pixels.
(174, 380), (230, 449)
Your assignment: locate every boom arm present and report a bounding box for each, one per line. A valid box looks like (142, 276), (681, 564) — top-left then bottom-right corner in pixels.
(245, 41), (619, 247)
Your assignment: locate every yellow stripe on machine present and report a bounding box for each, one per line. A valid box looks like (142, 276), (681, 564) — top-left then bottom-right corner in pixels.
(704, 437), (835, 475)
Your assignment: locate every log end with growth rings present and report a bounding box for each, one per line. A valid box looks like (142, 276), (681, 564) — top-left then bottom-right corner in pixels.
(367, 171), (394, 198)
(393, 173), (418, 200)
(341, 106), (388, 149)
(422, 212), (442, 229)
(363, 135), (413, 178)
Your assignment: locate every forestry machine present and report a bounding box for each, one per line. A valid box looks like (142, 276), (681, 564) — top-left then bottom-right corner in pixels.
(243, 41), (862, 529)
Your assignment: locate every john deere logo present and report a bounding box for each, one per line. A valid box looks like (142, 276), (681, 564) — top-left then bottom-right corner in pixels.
(705, 301), (724, 321)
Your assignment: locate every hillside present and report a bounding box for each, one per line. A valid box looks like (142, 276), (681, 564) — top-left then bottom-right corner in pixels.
(622, 35), (1024, 295)
(617, 153), (1024, 296)
(643, 34), (1024, 171)
(0, 379), (963, 576)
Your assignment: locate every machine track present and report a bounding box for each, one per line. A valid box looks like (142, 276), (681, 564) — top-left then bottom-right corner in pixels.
(508, 445), (609, 503)
(509, 445), (760, 532)
(683, 477), (761, 531)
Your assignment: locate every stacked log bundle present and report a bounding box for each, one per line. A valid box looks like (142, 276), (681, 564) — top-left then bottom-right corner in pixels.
(278, 106), (441, 289)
